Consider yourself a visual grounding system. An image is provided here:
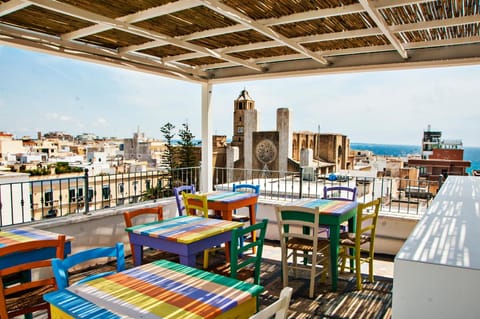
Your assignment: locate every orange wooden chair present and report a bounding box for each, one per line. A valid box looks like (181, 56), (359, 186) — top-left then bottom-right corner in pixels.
(0, 234), (66, 319)
(123, 205), (163, 265)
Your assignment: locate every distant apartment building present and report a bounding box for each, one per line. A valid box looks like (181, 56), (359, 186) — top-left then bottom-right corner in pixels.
(123, 131), (163, 168)
(408, 127), (470, 179)
(0, 131), (26, 162)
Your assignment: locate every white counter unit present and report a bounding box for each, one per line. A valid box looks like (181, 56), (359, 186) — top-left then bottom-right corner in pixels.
(393, 176), (480, 318)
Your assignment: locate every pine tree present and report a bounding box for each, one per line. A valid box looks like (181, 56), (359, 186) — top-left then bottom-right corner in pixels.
(177, 122), (199, 168)
(160, 122), (176, 170)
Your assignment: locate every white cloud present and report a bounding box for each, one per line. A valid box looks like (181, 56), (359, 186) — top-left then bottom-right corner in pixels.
(46, 113), (72, 121)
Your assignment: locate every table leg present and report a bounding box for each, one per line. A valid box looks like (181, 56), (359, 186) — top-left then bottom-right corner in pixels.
(179, 254), (197, 267)
(249, 204), (257, 254)
(329, 224), (341, 292)
(133, 245), (144, 267)
(347, 211), (357, 272)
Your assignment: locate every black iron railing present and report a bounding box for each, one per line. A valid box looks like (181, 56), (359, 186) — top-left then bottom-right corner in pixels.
(0, 166), (439, 226)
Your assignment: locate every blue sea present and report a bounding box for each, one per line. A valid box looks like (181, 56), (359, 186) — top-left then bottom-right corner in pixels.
(351, 143), (480, 174)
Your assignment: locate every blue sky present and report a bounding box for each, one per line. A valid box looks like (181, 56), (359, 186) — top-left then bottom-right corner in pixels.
(1, 45), (479, 147)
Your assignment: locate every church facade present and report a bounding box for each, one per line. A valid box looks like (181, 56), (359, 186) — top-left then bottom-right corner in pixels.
(213, 89), (352, 182)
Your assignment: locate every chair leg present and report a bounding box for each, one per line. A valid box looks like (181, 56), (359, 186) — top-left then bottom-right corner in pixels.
(203, 250), (209, 269)
(368, 255), (374, 283)
(355, 249), (362, 290)
(282, 254), (289, 288)
(339, 247), (347, 273)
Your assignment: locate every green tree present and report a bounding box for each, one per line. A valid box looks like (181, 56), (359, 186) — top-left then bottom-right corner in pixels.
(177, 122), (199, 168)
(160, 122), (176, 170)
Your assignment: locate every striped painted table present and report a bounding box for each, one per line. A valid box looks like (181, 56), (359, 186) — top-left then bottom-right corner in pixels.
(44, 259), (264, 319)
(126, 216), (243, 267)
(191, 191), (259, 255)
(279, 199), (357, 291)
(0, 227), (73, 269)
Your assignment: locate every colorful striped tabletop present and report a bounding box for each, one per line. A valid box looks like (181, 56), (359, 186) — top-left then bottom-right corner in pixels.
(66, 259), (263, 319)
(0, 227), (72, 248)
(206, 191), (258, 203)
(285, 198), (357, 215)
(126, 216), (243, 244)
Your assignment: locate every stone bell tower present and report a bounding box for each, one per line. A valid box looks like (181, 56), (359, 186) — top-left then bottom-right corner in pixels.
(231, 89), (258, 160)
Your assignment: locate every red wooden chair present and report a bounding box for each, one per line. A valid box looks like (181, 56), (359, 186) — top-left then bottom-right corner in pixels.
(0, 234), (66, 319)
(123, 205), (163, 265)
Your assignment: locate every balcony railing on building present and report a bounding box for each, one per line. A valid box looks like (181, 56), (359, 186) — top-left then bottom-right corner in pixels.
(0, 167), (440, 226)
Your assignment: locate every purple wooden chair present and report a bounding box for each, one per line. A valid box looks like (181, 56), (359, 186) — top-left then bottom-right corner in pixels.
(173, 185), (196, 216)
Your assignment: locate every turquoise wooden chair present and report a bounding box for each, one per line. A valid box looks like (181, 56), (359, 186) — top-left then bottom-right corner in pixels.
(52, 243), (125, 289)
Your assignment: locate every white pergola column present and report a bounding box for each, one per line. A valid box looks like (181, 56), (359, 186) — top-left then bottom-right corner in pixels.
(200, 82), (213, 192)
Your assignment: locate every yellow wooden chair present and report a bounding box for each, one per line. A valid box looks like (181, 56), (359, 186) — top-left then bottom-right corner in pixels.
(275, 205), (329, 298)
(182, 192), (222, 268)
(339, 198), (381, 290)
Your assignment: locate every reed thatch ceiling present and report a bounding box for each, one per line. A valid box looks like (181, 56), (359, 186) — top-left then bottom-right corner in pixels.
(1, 0), (479, 83)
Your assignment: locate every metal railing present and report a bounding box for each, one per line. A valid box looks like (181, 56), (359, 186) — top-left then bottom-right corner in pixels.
(0, 166), (439, 226)
(213, 167), (440, 217)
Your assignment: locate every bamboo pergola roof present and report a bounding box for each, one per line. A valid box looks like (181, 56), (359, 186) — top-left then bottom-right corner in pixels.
(1, 0), (479, 83)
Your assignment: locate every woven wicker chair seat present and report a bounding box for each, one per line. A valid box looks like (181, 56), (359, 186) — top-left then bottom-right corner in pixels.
(339, 232), (371, 247)
(287, 238), (329, 252)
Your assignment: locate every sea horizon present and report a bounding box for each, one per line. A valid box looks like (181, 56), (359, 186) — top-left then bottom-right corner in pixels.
(350, 142), (480, 174)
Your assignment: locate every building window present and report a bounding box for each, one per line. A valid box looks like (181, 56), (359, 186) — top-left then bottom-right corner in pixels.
(119, 183), (124, 194)
(69, 188), (76, 202)
(77, 188), (84, 201)
(146, 180), (151, 190)
(44, 191), (53, 206)
(102, 185), (110, 200)
(87, 188), (94, 203)
(238, 126), (244, 133)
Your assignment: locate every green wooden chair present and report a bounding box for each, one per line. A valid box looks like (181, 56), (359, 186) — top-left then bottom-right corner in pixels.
(210, 219), (268, 286)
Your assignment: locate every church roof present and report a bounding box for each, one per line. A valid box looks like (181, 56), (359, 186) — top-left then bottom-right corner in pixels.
(236, 89), (253, 101)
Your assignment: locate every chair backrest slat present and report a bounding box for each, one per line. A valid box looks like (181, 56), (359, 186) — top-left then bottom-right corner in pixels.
(0, 234), (65, 319)
(52, 242), (125, 290)
(174, 185), (196, 216)
(323, 186), (357, 202)
(182, 193), (208, 218)
(248, 286), (293, 319)
(230, 219), (268, 285)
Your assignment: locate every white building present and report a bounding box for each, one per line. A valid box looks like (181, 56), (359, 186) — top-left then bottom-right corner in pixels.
(0, 171), (32, 225)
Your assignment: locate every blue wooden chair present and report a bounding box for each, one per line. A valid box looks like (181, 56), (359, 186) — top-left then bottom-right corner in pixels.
(52, 243), (125, 289)
(173, 185), (196, 216)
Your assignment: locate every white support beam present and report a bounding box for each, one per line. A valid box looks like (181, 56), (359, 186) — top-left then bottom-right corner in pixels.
(27, 0), (263, 72)
(0, 23), (204, 81)
(0, 0), (30, 17)
(391, 15), (480, 33)
(359, 0), (408, 59)
(200, 82), (213, 192)
(63, 0), (202, 41)
(200, 0), (329, 65)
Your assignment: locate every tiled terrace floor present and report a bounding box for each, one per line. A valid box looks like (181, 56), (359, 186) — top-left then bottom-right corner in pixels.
(65, 240), (394, 319)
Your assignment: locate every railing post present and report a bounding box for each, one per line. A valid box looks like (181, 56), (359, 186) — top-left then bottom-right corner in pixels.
(299, 167), (303, 199)
(84, 169), (89, 214)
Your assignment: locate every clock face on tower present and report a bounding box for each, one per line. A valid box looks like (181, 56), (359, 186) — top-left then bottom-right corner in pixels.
(255, 139), (277, 164)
